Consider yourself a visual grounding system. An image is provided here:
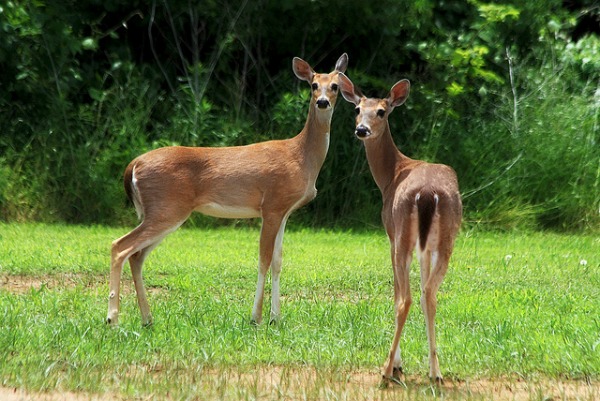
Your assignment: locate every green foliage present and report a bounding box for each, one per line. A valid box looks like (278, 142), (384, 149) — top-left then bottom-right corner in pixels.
(272, 89), (310, 139)
(562, 34), (600, 80)
(474, 2), (520, 22)
(0, 0), (598, 231)
(450, 49), (599, 231)
(0, 159), (9, 213)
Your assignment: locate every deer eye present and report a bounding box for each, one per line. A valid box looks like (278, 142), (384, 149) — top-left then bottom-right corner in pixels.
(376, 109), (385, 118)
(354, 107), (360, 116)
(311, 83), (318, 91)
(331, 83), (338, 92)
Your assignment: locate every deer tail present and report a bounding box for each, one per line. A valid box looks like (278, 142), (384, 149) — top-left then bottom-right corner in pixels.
(123, 162), (143, 220)
(416, 190), (438, 251)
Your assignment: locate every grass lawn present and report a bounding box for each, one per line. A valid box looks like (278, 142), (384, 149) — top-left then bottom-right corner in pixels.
(0, 223), (598, 400)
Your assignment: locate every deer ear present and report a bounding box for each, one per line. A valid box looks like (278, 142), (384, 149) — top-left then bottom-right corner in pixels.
(293, 57), (315, 82)
(388, 79), (410, 108)
(335, 53), (348, 73)
(338, 73), (361, 105)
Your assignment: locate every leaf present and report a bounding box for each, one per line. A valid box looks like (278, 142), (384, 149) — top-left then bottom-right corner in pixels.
(476, 3), (520, 23)
(88, 88), (105, 102)
(81, 37), (97, 51)
(473, 67), (504, 84)
(446, 82), (465, 96)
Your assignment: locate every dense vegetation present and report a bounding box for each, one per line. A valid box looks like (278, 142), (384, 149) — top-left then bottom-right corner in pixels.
(0, 0), (598, 231)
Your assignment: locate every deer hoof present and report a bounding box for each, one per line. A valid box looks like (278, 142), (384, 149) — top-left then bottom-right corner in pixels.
(106, 312), (118, 326)
(378, 377), (390, 389)
(380, 374), (406, 389)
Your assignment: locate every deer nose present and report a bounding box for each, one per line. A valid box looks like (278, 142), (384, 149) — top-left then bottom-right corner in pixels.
(316, 98), (330, 109)
(355, 125), (370, 138)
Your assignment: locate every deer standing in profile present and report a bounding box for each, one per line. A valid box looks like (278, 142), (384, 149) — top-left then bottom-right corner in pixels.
(338, 73), (462, 384)
(106, 54), (348, 327)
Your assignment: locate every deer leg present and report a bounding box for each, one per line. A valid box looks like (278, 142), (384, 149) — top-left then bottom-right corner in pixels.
(383, 244), (412, 381)
(129, 242), (161, 327)
(418, 248), (431, 327)
(421, 249), (449, 383)
(269, 217), (289, 324)
(107, 238), (128, 326)
(107, 226), (149, 325)
(107, 215), (186, 326)
(251, 213), (284, 324)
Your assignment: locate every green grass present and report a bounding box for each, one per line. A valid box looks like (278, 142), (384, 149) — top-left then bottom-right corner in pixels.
(0, 223), (599, 400)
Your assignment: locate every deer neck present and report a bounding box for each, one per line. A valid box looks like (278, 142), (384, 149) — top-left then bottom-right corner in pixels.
(296, 102), (332, 174)
(363, 123), (405, 194)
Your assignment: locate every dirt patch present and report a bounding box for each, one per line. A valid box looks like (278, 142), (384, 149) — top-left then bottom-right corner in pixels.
(440, 376), (598, 401)
(233, 370), (598, 401)
(0, 273), (95, 294)
(0, 273), (163, 296)
(0, 388), (111, 401)
(2, 371), (597, 401)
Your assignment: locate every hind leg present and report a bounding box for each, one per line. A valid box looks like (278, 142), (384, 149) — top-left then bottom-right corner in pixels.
(107, 215), (187, 326)
(420, 248), (448, 382)
(383, 239), (414, 381)
(129, 242), (161, 327)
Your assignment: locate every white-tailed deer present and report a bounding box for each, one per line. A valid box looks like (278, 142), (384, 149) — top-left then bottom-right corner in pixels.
(107, 54), (348, 326)
(338, 74), (462, 383)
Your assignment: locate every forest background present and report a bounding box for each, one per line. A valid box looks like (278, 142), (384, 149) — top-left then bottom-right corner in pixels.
(0, 0), (598, 232)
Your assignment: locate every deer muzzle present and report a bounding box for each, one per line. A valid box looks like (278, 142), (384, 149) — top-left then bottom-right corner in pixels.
(355, 125), (371, 138)
(316, 98), (331, 109)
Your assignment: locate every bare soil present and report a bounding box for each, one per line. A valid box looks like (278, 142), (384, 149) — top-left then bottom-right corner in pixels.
(1, 371), (597, 401)
(0, 273), (102, 294)
(0, 273), (161, 295)
(0, 388), (111, 401)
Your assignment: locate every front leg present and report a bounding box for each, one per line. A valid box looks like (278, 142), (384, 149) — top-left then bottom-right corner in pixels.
(251, 266), (267, 324)
(269, 217), (289, 324)
(251, 213), (285, 324)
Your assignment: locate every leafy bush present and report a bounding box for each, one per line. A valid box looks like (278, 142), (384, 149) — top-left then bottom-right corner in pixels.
(0, 0), (598, 232)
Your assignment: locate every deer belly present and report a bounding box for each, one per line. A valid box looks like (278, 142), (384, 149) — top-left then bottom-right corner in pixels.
(196, 202), (261, 219)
